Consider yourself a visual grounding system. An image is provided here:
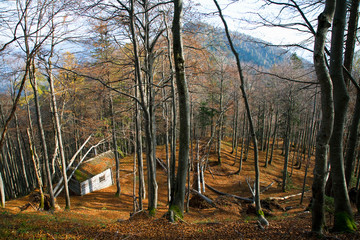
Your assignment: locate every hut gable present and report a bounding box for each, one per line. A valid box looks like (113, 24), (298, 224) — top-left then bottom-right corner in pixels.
(69, 150), (115, 196)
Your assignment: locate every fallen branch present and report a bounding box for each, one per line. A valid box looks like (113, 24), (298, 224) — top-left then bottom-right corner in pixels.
(246, 177), (255, 199)
(66, 135), (93, 171)
(156, 158), (168, 173)
(207, 165), (215, 179)
(205, 184), (254, 203)
(260, 182), (275, 194)
(190, 189), (216, 207)
(268, 191), (310, 201)
(54, 138), (105, 197)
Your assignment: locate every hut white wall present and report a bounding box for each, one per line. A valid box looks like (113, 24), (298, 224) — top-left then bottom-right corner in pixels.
(80, 168), (113, 195)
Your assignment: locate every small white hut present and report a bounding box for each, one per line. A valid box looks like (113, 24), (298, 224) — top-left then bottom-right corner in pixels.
(69, 151), (114, 196)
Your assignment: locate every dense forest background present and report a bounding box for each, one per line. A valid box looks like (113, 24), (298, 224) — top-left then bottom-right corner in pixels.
(1, 0), (360, 238)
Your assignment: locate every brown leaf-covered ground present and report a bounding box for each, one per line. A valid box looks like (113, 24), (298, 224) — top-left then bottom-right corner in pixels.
(1, 142), (359, 239)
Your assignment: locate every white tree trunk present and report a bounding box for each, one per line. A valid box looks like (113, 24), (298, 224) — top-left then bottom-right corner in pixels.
(0, 172), (5, 208)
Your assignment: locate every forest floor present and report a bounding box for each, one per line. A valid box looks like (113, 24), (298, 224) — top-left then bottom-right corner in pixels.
(1, 141), (360, 239)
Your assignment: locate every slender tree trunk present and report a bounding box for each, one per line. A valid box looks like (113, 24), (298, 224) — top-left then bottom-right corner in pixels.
(329, 0), (355, 232)
(269, 110), (278, 165)
(264, 112), (273, 166)
(238, 113), (246, 174)
(14, 113), (29, 189)
(129, 0), (157, 213)
(0, 171), (4, 208)
(217, 74), (224, 165)
(290, 131), (301, 177)
(213, 0), (268, 226)
(311, 1), (335, 233)
(282, 107), (291, 192)
(29, 60), (55, 210)
(231, 96), (239, 154)
(260, 102), (266, 151)
(47, 61), (70, 210)
(169, 0), (190, 221)
(27, 128), (44, 210)
(133, 130), (137, 214)
(135, 85), (145, 209)
(110, 93), (121, 197)
(164, 12), (177, 205)
(163, 87), (171, 204)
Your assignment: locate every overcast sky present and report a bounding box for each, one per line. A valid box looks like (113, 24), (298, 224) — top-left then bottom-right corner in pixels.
(191, 0), (319, 60)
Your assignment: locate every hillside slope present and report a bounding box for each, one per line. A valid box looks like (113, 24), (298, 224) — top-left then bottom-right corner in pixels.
(185, 22), (288, 68)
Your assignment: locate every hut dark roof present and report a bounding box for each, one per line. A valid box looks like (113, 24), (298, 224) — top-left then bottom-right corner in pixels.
(73, 151), (115, 182)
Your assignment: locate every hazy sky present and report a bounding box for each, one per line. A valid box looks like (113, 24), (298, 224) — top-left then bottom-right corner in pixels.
(192, 0), (317, 60)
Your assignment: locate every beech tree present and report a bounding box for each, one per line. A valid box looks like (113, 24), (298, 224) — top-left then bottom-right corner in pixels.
(328, 0), (355, 232)
(213, 0), (268, 227)
(311, 0), (335, 233)
(344, 0), (360, 189)
(168, 0), (190, 221)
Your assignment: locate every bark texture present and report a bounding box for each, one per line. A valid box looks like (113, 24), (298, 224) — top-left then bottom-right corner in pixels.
(169, 0), (190, 220)
(311, 0), (335, 234)
(329, 0), (355, 232)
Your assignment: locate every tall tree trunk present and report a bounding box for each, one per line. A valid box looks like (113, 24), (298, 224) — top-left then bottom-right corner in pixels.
(187, 100), (194, 212)
(129, 0), (157, 214)
(344, 0), (360, 188)
(169, 0), (190, 221)
(282, 107), (291, 192)
(260, 102), (266, 151)
(47, 60), (71, 210)
(231, 95), (239, 154)
(29, 60), (55, 210)
(268, 109), (279, 165)
(162, 87), (171, 204)
(311, 1), (335, 233)
(110, 93), (121, 197)
(238, 113), (246, 174)
(328, 0), (355, 232)
(213, 0), (268, 226)
(142, 0), (158, 214)
(264, 112), (273, 167)
(133, 130), (137, 214)
(163, 13), (177, 203)
(135, 85), (145, 209)
(217, 73), (224, 165)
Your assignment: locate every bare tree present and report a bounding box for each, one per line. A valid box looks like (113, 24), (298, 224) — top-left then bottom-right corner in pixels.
(213, 0), (268, 227)
(311, 0), (335, 225)
(328, 0), (355, 232)
(168, 0), (190, 221)
(344, 0), (360, 188)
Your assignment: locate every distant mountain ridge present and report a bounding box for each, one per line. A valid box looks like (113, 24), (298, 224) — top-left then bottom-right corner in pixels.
(185, 22), (289, 68)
